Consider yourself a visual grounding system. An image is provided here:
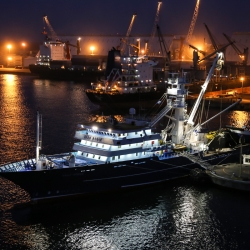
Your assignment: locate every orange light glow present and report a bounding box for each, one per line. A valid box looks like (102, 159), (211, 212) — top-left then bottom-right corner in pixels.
(90, 46), (95, 55)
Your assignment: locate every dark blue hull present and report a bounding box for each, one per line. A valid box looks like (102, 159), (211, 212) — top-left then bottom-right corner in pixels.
(2, 147), (248, 202)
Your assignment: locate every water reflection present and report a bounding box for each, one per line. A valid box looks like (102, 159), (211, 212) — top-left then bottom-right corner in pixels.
(2, 184), (242, 249)
(228, 110), (250, 129)
(0, 75), (34, 164)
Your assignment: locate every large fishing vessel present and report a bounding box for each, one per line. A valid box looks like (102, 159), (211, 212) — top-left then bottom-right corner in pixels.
(1, 52), (249, 203)
(85, 48), (163, 103)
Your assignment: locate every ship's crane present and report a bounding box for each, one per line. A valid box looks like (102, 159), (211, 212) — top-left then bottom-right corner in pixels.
(148, 1), (162, 54)
(65, 39), (81, 59)
(120, 13), (137, 55)
(223, 33), (248, 65)
(43, 15), (59, 41)
(186, 52), (224, 128)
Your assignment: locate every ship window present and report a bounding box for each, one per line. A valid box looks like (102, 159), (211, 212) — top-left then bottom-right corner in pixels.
(102, 145), (104, 148)
(90, 142), (93, 146)
(136, 153), (138, 156)
(86, 153), (89, 157)
(93, 155), (95, 158)
(118, 155), (120, 159)
(112, 156), (115, 160)
(98, 156), (101, 159)
(118, 145), (121, 148)
(96, 143), (98, 146)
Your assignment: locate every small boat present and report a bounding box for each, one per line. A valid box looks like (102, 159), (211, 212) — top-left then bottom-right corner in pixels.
(85, 48), (163, 103)
(1, 52), (249, 204)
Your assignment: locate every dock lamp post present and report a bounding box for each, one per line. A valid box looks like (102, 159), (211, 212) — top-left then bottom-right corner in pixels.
(241, 77), (244, 95)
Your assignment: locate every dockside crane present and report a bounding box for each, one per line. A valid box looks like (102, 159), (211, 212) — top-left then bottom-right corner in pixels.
(156, 25), (171, 69)
(186, 0), (200, 45)
(223, 33), (248, 65)
(204, 23), (219, 51)
(120, 13), (137, 55)
(148, 1), (162, 54)
(180, 0), (201, 59)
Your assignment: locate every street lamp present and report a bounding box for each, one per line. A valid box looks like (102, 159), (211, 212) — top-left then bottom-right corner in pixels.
(241, 77), (244, 95)
(7, 44), (12, 54)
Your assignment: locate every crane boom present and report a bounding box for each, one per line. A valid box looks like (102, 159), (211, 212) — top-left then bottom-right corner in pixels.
(43, 15), (58, 41)
(180, 0), (200, 59)
(204, 23), (218, 51)
(186, 0), (200, 44)
(223, 33), (248, 65)
(187, 52), (224, 125)
(120, 13), (137, 54)
(151, 1), (162, 38)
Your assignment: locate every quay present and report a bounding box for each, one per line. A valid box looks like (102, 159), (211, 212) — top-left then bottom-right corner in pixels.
(0, 67), (33, 75)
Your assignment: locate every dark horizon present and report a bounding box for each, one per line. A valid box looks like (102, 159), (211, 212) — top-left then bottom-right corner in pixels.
(0, 0), (250, 46)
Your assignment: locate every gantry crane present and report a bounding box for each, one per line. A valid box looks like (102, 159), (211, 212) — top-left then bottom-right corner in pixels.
(223, 33), (248, 65)
(120, 13), (137, 55)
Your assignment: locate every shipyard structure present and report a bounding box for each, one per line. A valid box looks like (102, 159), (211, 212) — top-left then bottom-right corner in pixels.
(35, 31), (250, 80)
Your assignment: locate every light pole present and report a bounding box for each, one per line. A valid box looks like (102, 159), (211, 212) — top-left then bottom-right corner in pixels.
(241, 77), (244, 95)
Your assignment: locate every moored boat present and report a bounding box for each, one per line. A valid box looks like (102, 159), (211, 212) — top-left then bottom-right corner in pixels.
(1, 52), (249, 204)
(85, 48), (164, 103)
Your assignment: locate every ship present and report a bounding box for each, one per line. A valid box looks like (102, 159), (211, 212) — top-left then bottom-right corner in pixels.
(1, 52), (249, 204)
(29, 40), (105, 82)
(85, 48), (164, 103)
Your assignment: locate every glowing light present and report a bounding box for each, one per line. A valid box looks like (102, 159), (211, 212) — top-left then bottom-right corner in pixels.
(22, 43), (26, 47)
(7, 44), (12, 53)
(90, 46), (95, 55)
(92, 126), (98, 130)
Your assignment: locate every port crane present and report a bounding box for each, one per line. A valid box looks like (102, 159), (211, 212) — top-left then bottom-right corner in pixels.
(156, 25), (171, 68)
(148, 1), (162, 54)
(223, 33), (248, 65)
(120, 13), (137, 55)
(180, 0), (201, 59)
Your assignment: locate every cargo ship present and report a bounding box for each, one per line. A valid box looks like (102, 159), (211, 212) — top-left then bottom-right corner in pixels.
(85, 48), (164, 103)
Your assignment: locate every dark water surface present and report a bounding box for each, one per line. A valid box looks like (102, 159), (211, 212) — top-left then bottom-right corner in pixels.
(0, 74), (250, 250)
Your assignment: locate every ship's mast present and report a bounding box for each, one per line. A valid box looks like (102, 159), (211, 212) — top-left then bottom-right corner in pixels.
(36, 111), (42, 164)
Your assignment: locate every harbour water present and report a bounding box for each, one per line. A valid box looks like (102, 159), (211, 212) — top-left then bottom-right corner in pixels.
(0, 74), (250, 249)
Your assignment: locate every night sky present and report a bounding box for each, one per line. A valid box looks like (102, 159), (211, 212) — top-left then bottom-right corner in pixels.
(0, 0), (250, 45)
